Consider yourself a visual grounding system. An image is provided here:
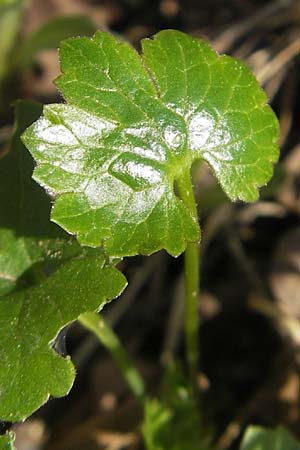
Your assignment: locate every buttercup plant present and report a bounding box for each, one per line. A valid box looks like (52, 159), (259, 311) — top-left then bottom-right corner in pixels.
(0, 29), (279, 448)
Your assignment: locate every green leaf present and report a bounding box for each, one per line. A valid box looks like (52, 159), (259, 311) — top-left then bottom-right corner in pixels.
(142, 364), (213, 450)
(17, 15), (97, 68)
(0, 100), (127, 422)
(23, 30), (279, 257)
(142, 399), (173, 450)
(0, 100), (46, 295)
(0, 433), (15, 450)
(0, 255), (126, 422)
(0, 100), (78, 296)
(241, 426), (300, 450)
(0, 0), (21, 5)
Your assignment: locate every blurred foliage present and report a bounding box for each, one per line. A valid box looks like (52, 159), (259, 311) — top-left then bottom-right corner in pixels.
(0, 432), (15, 450)
(142, 364), (214, 450)
(0, 0), (96, 122)
(241, 425), (300, 450)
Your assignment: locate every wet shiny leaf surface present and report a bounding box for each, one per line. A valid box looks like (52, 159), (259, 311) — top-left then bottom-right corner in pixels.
(23, 30), (279, 257)
(0, 100), (81, 297)
(0, 100), (127, 423)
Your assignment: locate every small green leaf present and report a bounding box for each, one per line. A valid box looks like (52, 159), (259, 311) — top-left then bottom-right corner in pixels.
(142, 399), (172, 450)
(23, 30), (279, 257)
(142, 364), (213, 450)
(0, 256), (126, 422)
(241, 426), (300, 450)
(0, 432), (15, 450)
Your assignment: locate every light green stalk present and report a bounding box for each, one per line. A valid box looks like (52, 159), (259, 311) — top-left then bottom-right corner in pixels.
(79, 312), (146, 401)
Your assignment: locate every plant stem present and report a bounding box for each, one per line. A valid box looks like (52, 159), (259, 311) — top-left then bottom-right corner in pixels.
(184, 240), (200, 381)
(78, 312), (146, 402)
(176, 170), (200, 382)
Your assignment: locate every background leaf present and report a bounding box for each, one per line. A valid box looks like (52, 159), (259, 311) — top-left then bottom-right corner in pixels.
(0, 256), (126, 422)
(241, 425), (300, 450)
(16, 15), (97, 69)
(23, 30), (279, 258)
(0, 0), (23, 83)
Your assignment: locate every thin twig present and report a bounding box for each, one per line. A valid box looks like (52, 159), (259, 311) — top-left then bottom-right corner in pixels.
(213, 0), (294, 52)
(256, 38), (300, 85)
(106, 255), (159, 326)
(73, 256), (158, 368)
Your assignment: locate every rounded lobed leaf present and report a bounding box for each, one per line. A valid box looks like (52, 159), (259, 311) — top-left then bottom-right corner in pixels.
(0, 257), (126, 422)
(0, 101), (127, 423)
(23, 30), (279, 257)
